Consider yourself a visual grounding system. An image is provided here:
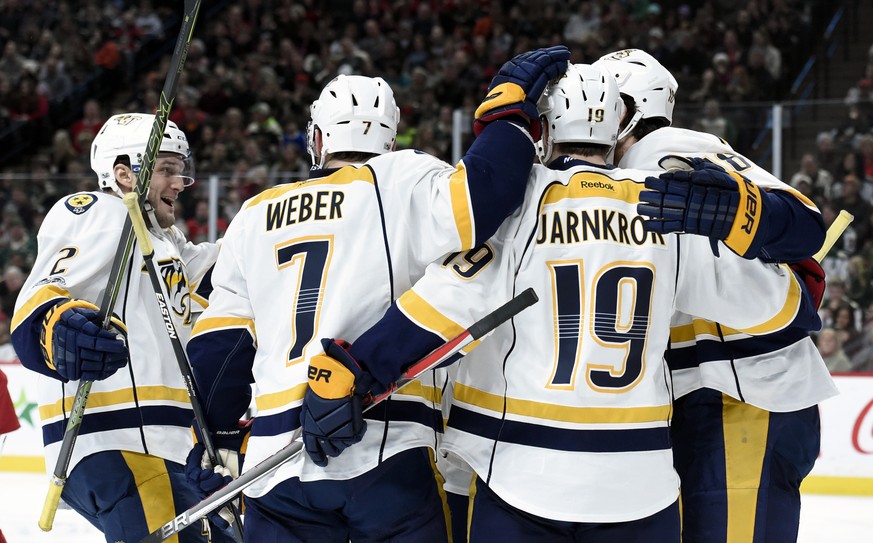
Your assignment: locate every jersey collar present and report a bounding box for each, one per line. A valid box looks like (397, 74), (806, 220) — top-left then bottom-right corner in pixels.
(548, 156), (616, 172)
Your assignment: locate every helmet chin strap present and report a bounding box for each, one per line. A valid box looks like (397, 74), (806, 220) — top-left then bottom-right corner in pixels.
(142, 200), (162, 231)
(616, 109), (643, 146)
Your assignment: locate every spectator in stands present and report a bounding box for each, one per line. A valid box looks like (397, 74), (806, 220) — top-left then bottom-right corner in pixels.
(835, 103), (870, 150)
(834, 303), (862, 353)
(693, 98), (737, 142)
(815, 131), (841, 180)
(186, 199), (227, 243)
(8, 73), (49, 123)
(817, 328), (853, 372)
(832, 174), (872, 250)
(0, 265), (24, 319)
(0, 218), (36, 271)
(791, 152), (834, 201)
(49, 129), (79, 175)
(36, 53), (72, 102)
(70, 99), (104, 154)
(821, 277), (864, 331)
(0, 41), (26, 85)
(858, 134), (873, 180)
(750, 29), (782, 83)
(563, 0), (601, 46)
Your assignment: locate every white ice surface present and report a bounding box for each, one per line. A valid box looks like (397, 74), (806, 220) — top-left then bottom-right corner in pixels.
(0, 473), (870, 541)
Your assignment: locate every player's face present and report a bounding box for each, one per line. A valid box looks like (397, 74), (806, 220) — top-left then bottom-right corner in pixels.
(147, 155), (189, 228)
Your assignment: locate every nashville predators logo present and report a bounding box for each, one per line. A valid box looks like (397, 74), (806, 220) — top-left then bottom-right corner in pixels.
(64, 193), (97, 215)
(112, 114), (142, 126)
(145, 257), (192, 325)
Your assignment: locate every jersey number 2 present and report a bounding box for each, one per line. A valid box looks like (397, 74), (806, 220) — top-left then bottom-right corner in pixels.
(276, 236), (333, 366)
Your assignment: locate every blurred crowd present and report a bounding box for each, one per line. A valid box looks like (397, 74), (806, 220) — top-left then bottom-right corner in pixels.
(0, 0), (871, 371)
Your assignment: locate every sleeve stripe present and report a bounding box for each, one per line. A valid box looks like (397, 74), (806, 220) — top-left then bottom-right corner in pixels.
(255, 383), (308, 412)
(454, 383), (672, 424)
(392, 380), (442, 404)
(396, 290), (465, 340)
(735, 265), (802, 335)
(39, 386), (190, 420)
(11, 284), (69, 332)
(191, 316), (256, 341)
(449, 163), (475, 249)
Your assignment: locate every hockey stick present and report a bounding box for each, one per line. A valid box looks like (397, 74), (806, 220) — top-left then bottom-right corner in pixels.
(39, 0), (202, 531)
(123, 194), (244, 540)
(813, 210), (854, 263)
(140, 287), (539, 543)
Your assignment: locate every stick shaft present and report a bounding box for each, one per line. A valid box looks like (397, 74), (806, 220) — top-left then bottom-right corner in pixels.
(813, 210), (854, 263)
(124, 194), (245, 540)
(139, 288), (539, 543)
(39, 1), (202, 532)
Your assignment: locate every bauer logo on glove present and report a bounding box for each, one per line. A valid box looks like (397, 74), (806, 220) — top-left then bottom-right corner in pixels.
(307, 354), (357, 400)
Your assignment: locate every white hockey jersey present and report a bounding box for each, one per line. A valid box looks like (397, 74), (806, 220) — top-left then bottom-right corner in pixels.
(619, 127), (837, 411)
(384, 158), (811, 522)
(187, 122), (537, 498)
(11, 191), (217, 472)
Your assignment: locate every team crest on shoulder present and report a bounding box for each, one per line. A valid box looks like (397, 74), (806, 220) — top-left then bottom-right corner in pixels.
(64, 193), (98, 215)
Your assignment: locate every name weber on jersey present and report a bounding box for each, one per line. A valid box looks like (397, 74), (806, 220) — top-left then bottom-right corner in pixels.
(266, 189), (346, 231)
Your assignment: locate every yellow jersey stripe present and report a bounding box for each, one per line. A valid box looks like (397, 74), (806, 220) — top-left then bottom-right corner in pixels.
(39, 386), (191, 420)
(255, 383), (308, 411)
(121, 451), (179, 543)
(245, 166), (375, 209)
(737, 265), (801, 335)
(723, 394), (769, 543)
(397, 290), (465, 340)
(394, 380), (442, 404)
(11, 284), (69, 332)
(454, 383), (671, 424)
(191, 316), (256, 340)
(449, 164), (474, 249)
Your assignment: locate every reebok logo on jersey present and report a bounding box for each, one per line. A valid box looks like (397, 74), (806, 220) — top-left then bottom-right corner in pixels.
(308, 354), (356, 399)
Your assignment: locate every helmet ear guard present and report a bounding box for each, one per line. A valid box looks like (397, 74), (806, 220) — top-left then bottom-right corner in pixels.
(307, 75), (400, 168)
(91, 114), (190, 197)
(537, 64), (625, 165)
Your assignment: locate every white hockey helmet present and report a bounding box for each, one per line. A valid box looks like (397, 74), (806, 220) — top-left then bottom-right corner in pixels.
(593, 49), (678, 140)
(307, 75), (399, 168)
(91, 113), (190, 197)
(537, 63), (625, 164)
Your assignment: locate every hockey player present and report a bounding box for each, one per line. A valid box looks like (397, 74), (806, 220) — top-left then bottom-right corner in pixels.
(10, 114), (229, 543)
(184, 47), (570, 542)
(594, 49), (837, 542)
(299, 64), (823, 542)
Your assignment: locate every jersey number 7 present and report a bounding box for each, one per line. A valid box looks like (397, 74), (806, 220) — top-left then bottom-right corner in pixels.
(276, 236), (333, 366)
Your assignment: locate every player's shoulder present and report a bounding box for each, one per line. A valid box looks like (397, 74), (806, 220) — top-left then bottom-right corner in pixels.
(46, 191), (122, 225)
(652, 127), (730, 150)
(365, 149), (450, 175)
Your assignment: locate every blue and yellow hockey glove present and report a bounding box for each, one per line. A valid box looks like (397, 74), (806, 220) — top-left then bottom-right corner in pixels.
(40, 299), (128, 382)
(474, 45), (570, 141)
(300, 338), (374, 467)
(638, 156), (769, 258)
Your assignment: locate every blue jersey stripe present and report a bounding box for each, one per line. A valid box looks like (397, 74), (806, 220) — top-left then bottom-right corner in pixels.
(448, 406), (670, 453)
(42, 405), (193, 445)
(251, 398), (443, 438)
(667, 326), (810, 371)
